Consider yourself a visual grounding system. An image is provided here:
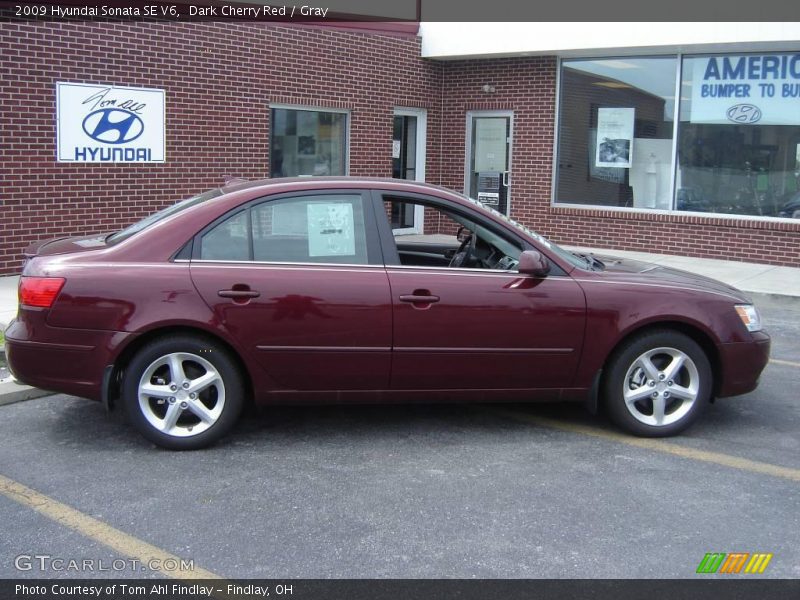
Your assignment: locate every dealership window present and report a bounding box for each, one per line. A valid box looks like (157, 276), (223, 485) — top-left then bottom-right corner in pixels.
(270, 107), (348, 177)
(556, 57), (678, 210)
(555, 53), (800, 220)
(676, 54), (800, 217)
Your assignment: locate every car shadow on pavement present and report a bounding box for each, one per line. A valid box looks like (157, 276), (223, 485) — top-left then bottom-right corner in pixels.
(40, 393), (762, 452)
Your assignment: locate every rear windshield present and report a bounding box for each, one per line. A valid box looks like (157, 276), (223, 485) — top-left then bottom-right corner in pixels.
(106, 188), (223, 245)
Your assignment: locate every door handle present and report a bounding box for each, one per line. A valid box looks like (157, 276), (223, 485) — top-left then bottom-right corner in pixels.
(218, 289), (260, 299)
(399, 290), (440, 306)
(218, 284), (260, 303)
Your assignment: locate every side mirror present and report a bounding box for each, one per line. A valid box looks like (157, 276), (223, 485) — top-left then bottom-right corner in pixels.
(517, 250), (550, 277)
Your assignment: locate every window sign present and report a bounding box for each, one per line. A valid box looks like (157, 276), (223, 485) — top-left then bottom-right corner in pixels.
(596, 107), (635, 168)
(56, 82), (165, 162)
(690, 54), (800, 126)
(307, 203), (356, 257)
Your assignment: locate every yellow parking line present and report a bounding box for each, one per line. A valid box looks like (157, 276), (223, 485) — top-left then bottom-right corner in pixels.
(770, 358), (800, 368)
(0, 474), (222, 580)
(490, 409), (800, 483)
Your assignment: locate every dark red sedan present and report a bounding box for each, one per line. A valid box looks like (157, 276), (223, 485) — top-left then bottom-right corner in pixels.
(4, 178), (770, 449)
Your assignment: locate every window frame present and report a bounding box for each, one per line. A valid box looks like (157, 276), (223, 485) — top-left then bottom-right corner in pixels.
(268, 104), (351, 178)
(190, 190), (383, 267)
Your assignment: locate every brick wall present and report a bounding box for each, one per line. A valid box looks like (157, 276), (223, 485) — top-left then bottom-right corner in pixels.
(1, 22), (798, 274)
(0, 20), (442, 274)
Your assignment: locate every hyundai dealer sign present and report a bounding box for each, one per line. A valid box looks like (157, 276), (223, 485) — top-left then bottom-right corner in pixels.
(57, 82), (165, 162)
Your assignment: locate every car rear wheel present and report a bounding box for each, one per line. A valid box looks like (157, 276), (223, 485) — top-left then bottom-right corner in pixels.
(603, 330), (711, 437)
(122, 335), (244, 450)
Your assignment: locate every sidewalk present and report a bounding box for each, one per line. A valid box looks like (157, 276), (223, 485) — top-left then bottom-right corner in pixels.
(565, 247), (800, 299)
(0, 275), (18, 329)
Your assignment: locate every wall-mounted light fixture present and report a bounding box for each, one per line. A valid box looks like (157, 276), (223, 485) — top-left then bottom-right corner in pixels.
(481, 84), (496, 94)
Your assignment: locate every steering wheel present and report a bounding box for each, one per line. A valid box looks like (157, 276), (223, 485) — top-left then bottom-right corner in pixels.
(449, 228), (477, 268)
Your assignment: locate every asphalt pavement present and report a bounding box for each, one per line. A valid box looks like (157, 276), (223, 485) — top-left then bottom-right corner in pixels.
(0, 295), (798, 579)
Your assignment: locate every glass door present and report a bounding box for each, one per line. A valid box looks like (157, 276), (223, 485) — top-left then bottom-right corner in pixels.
(466, 111), (513, 215)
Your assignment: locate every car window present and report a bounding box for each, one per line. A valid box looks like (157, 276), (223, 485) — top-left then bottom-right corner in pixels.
(199, 210), (249, 261)
(198, 194), (370, 265)
(252, 194), (368, 264)
(382, 197), (523, 271)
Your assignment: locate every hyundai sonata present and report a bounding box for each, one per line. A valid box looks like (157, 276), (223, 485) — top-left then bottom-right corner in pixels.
(4, 178), (770, 449)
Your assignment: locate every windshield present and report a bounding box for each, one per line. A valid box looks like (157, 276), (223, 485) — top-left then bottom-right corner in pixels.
(106, 188), (223, 245)
(462, 195), (589, 270)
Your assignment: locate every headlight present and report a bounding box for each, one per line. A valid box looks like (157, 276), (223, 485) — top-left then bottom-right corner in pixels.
(735, 304), (762, 332)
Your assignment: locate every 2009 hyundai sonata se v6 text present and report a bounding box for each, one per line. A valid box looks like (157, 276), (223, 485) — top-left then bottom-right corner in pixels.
(4, 178), (770, 449)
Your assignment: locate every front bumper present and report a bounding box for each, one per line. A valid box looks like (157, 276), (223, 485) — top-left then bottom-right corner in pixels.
(717, 331), (771, 398)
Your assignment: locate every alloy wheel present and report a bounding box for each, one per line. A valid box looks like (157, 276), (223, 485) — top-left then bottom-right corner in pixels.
(622, 346), (700, 427)
(137, 352), (226, 437)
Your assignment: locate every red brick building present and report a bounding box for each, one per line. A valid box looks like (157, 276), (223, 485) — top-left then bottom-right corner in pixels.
(1, 19), (798, 274)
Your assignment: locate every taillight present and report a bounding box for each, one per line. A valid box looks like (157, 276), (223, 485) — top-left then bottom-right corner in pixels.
(19, 277), (66, 308)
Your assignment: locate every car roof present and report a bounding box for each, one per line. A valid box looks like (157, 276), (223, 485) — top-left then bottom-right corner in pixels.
(219, 176), (465, 200)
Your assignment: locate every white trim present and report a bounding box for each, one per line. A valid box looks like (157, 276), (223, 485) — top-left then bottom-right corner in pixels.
(393, 107), (428, 234)
(419, 23), (800, 60)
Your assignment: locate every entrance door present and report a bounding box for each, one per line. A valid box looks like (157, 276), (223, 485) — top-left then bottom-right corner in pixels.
(392, 108), (427, 233)
(466, 112), (512, 215)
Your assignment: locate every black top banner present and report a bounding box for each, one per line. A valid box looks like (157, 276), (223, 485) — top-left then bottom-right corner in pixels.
(2, 0), (800, 21)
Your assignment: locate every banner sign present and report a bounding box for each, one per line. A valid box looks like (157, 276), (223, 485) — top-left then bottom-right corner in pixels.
(595, 107), (635, 168)
(57, 82), (165, 162)
(690, 54), (800, 125)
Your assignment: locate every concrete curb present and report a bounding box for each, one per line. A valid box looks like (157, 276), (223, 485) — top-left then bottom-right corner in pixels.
(0, 380), (51, 406)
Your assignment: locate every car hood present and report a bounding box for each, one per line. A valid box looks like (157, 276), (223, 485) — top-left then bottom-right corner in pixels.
(23, 234), (110, 258)
(592, 254), (752, 303)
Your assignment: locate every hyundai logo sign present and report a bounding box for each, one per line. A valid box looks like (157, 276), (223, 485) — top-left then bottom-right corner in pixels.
(58, 82), (164, 162)
(726, 104), (763, 125)
(82, 108), (145, 144)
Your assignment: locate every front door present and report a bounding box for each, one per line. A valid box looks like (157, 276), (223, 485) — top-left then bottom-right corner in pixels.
(377, 193), (586, 391)
(387, 269), (586, 390)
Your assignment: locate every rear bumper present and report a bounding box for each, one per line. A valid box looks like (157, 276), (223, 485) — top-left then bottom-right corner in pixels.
(717, 331), (771, 398)
(4, 317), (131, 401)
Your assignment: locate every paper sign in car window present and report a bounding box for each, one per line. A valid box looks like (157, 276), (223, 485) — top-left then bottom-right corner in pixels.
(307, 202), (356, 257)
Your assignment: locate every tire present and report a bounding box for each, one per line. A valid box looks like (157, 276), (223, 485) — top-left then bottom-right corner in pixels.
(603, 330), (712, 437)
(122, 335), (245, 450)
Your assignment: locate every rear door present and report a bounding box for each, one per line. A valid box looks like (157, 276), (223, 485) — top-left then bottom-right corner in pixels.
(189, 191), (392, 391)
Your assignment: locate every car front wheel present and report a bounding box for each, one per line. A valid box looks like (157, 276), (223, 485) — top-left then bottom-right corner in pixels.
(604, 330), (712, 437)
(122, 335), (245, 450)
